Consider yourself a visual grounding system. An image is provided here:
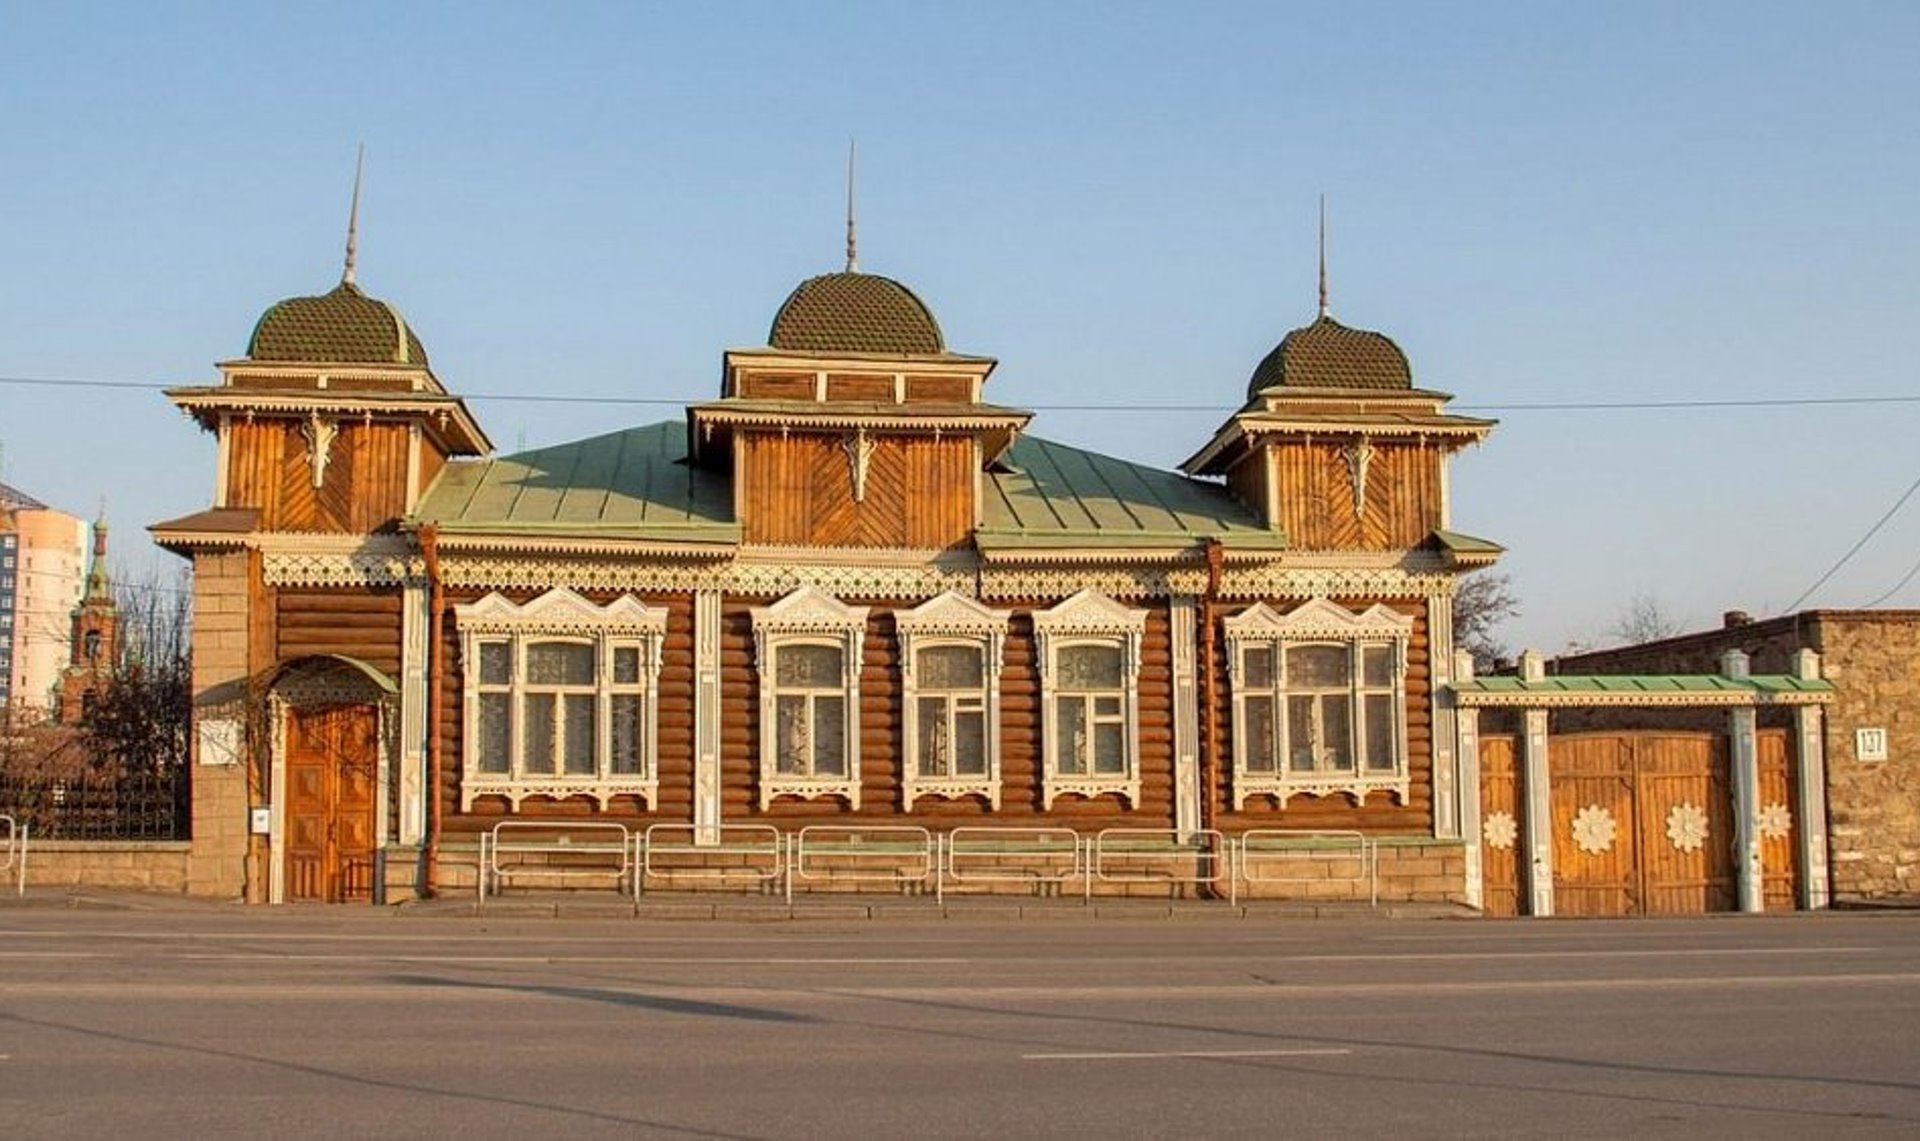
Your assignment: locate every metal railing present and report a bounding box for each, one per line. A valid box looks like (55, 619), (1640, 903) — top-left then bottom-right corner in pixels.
(1090, 828), (1227, 900)
(0, 771), (189, 841)
(1, 814), (25, 896)
(1233, 829), (1376, 907)
(477, 821), (635, 902)
(791, 825), (936, 897)
(939, 827), (1083, 904)
(641, 823), (785, 901)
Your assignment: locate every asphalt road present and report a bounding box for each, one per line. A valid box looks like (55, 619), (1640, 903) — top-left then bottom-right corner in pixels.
(1, 906), (1917, 1138)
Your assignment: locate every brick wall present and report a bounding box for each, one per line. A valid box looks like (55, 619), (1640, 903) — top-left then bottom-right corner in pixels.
(21, 841), (190, 892)
(188, 551), (252, 899)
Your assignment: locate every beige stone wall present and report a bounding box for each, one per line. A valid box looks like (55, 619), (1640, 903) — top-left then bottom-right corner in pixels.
(21, 842), (191, 892)
(188, 550), (253, 899)
(1812, 616), (1920, 899)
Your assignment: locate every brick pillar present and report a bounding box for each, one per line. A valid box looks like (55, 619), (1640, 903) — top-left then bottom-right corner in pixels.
(1724, 649), (1763, 913)
(1519, 650), (1554, 917)
(187, 551), (253, 899)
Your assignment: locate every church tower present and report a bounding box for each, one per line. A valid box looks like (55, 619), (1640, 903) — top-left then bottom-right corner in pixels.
(58, 514), (119, 724)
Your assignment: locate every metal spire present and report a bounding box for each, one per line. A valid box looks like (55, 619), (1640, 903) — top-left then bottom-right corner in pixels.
(1317, 193), (1329, 318)
(343, 144), (365, 285)
(845, 140), (858, 273)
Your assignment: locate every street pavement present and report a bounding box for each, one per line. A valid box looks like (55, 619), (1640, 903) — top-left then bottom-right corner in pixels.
(1, 897), (1917, 1138)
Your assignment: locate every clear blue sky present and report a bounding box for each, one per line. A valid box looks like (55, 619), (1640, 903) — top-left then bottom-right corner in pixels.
(4, 2), (1917, 653)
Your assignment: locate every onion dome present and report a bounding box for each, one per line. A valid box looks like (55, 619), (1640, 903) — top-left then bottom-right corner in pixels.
(247, 281), (428, 366)
(1247, 315), (1411, 398)
(768, 271), (945, 355)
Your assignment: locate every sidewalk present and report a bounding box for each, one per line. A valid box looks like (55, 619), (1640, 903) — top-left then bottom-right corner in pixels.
(1, 884), (1477, 921)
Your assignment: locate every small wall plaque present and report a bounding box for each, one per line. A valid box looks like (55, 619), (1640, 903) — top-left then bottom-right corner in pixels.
(1856, 727), (1889, 762)
(198, 718), (242, 766)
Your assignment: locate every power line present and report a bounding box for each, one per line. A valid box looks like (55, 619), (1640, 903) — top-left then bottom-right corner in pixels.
(1787, 469), (1920, 612)
(7, 373), (1920, 415)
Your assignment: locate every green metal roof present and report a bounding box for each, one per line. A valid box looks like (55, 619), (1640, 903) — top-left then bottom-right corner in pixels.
(979, 435), (1282, 550)
(411, 422), (737, 541)
(1453, 674), (1834, 707)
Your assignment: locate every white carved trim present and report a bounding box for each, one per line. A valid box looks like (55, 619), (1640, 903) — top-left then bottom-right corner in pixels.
(1032, 590), (1147, 810)
(897, 591), (1011, 811)
(843, 428), (877, 503)
(1223, 598), (1413, 809)
(1344, 437), (1374, 517)
(453, 588), (669, 812)
(752, 586), (869, 811)
(300, 412), (338, 489)
(693, 590), (722, 844)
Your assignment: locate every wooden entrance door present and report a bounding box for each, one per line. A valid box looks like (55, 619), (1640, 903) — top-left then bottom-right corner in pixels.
(1551, 732), (1734, 917)
(1477, 734), (1522, 917)
(284, 704), (378, 903)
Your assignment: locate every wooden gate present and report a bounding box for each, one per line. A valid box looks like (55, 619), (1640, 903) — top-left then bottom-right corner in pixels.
(284, 704), (378, 903)
(1477, 734), (1521, 917)
(1477, 728), (1803, 917)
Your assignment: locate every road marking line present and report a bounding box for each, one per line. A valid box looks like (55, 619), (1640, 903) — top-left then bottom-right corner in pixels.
(1025, 1048), (1353, 1061)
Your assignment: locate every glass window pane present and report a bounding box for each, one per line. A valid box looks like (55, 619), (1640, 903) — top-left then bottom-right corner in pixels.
(919, 644), (983, 689)
(777, 644), (843, 688)
(1244, 694), (1274, 773)
(613, 646), (641, 685)
(1362, 644), (1393, 688)
(1321, 695), (1354, 772)
(1364, 693), (1397, 773)
(562, 694), (595, 774)
(479, 642), (510, 686)
(478, 693), (510, 773)
(1287, 645), (1349, 689)
(1288, 695), (1317, 771)
(775, 695), (808, 774)
(611, 694), (643, 774)
(812, 697), (846, 776)
(1242, 645), (1273, 688)
(528, 642), (595, 686)
(954, 711), (986, 776)
(1056, 697), (1088, 774)
(1093, 722), (1125, 774)
(1057, 643), (1123, 690)
(1094, 695), (1121, 717)
(524, 693), (555, 775)
(917, 697), (948, 776)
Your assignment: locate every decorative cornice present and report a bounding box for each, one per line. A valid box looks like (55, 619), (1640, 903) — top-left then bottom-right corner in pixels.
(1450, 687), (1834, 709)
(453, 587), (669, 636)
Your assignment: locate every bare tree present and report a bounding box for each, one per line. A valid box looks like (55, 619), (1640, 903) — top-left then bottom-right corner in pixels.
(1608, 590), (1684, 646)
(80, 564), (192, 777)
(1453, 571), (1520, 672)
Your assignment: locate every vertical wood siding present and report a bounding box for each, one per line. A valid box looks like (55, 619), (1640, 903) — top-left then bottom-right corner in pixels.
(737, 432), (974, 549)
(227, 419), (413, 532)
(1267, 440), (1441, 549)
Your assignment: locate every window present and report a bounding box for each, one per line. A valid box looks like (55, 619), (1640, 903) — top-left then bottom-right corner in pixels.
(751, 586), (869, 810)
(896, 592), (1009, 809)
(1032, 590), (1147, 807)
(454, 588), (667, 810)
(1224, 599), (1413, 808)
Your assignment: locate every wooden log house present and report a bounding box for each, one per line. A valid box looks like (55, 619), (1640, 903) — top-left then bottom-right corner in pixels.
(155, 247), (1499, 904)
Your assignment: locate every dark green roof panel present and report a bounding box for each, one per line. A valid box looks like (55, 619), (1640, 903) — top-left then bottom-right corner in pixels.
(249, 282), (429, 366)
(1248, 315), (1411, 397)
(769, 272), (945, 355)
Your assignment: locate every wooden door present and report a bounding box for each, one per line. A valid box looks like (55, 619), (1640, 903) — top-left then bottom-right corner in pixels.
(1550, 735), (1638, 917)
(1477, 734), (1521, 917)
(284, 704), (378, 903)
(1757, 728), (1802, 910)
(1549, 732), (1735, 917)
(1633, 734), (1734, 915)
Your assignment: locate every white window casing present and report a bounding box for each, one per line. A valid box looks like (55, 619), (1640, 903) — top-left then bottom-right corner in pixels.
(896, 591), (1011, 810)
(1032, 589), (1148, 809)
(454, 588), (667, 810)
(751, 585), (870, 810)
(1224, 598), (1414, 809)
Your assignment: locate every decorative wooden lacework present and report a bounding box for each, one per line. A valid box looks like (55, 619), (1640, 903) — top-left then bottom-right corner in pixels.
(1031, 590), (1147, 808)
(453, 588), (667, 810)
(751, 586), (870, 810)
(896, 592), (1010, 809)
(1223, 598), (1413, 808)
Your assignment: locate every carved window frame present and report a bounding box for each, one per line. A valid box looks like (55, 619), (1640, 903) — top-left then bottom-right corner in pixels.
(1223, 599), (1414, 808)
(751, 586), (870, 810)
(453, 588), (667, 811)
(1032, 590), (1148, 808)
(896, 591), (1010, 810)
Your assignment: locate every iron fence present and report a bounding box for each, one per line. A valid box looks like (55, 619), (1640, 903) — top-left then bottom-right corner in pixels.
(0, 769), (191, 841)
